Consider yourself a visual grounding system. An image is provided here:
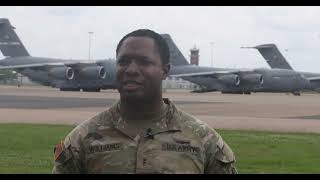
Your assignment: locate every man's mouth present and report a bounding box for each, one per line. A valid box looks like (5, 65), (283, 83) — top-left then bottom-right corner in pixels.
(123, 80), (143, 90)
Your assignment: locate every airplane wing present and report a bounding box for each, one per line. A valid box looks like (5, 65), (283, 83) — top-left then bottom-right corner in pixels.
(307, 76), (320, 82)
(170, 69), (257, 78)
(0, 61), (99, 70)
(0, 63), (70, 69)
(0, 60), (107, 81)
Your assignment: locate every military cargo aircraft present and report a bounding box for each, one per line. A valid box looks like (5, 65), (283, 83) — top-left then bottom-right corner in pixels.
(1, 18), (316, 95)
(163, 34), (313, 95)
(0, 18), (117, 92)
(245, 44), (320, 93)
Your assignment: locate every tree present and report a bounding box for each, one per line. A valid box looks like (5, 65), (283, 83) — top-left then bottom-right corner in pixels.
(0, 69), (18, 81)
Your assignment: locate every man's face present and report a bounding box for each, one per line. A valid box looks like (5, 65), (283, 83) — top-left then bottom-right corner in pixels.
(116, 36), (169, 102)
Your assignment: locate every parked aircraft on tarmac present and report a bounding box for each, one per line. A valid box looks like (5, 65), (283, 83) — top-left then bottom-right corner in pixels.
(0, 18), (116, 92)
(163, 34), (314, 95)
(246, 44), (320, 93)
(2, 18), (317, 95)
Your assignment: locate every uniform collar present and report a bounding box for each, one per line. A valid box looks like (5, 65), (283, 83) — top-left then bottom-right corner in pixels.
(108, 98), (181, 140)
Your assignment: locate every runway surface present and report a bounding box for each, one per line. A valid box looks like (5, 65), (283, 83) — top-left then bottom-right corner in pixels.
(0, 95), (218, 109)
(1, 85), (320, 133)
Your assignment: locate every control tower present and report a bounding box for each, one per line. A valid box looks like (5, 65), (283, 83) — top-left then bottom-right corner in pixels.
(190, 46), (199, 66)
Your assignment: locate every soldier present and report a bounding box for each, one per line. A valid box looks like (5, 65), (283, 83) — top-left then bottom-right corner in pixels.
(52, 29), (237, 174)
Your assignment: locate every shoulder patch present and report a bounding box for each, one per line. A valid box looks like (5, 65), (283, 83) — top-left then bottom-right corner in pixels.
(54, 140), (65, 161)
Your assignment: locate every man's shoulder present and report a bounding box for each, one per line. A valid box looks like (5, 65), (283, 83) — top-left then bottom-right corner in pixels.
(63, 108), (115, 145)
(172, 104), (209, 129)
(169, 101), (219, 140)
(86, 108), (115, 126)
(175, 108), (203, 125)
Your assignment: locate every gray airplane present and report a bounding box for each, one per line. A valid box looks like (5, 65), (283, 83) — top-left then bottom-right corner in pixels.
(2, 17), (316, 95)
(163, 34), (313, 95)
(0, 18), (117, 92)
(247, 44), (320, 92)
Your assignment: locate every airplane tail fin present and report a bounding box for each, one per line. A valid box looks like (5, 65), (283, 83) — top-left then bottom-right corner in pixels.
(0, 18), (30, 57)
(243, 44), (293, 70)
(161, 34), (189, 66)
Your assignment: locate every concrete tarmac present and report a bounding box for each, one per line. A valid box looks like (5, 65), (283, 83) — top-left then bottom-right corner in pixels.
(1, 85), (320, 133)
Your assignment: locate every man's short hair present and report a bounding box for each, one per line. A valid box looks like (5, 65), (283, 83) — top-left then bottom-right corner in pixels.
(116, 29), (170, 65)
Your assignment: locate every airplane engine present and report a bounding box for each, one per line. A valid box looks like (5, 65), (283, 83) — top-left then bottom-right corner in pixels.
(49, 66), (74, 80)
(218, 74), (240, 86)
(79, 66), (106, 79)
(241, 74), (264, 85)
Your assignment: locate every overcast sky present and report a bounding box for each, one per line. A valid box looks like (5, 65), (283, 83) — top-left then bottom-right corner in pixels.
(1, 6), (320, 72)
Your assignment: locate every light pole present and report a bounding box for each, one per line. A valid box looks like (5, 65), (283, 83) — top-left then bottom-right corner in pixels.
(88, 32), (94, 61)
(209, 42), (214, 67)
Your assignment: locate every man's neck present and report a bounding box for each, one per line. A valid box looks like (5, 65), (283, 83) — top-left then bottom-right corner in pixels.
(119, 96), (163, 117)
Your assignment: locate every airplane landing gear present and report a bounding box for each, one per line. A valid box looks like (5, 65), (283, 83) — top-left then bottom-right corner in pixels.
(82, 88), (101, 92)
(292, 91), (301, 96)
(60, 88), (81, 91)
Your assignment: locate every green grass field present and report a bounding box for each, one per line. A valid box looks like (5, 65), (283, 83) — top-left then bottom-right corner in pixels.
(0, 124), (74, 174)
(292, 115), (320, 120)
(0, 123), (319, 174)
(219, 129), (320, 173)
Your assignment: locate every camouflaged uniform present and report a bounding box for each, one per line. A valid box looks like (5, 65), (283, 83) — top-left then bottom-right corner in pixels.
(52, 98), (237, 174)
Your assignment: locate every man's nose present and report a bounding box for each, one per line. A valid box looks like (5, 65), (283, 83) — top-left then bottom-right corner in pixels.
(125, 60), (140, 75)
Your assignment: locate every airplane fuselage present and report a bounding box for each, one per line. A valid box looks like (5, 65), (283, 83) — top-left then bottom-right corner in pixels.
(253, 68), (311, 92)
(170, 65), (311, 93)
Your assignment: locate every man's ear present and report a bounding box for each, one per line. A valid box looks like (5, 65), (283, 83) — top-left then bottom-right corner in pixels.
(162, 63), (171, 80)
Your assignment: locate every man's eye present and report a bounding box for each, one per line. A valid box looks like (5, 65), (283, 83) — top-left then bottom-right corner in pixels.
(138, 59), (152, 65)
(117, 59), (129, 66)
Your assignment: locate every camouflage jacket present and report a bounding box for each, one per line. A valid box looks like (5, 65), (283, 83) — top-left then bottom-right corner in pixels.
(52, 98), (237, 174)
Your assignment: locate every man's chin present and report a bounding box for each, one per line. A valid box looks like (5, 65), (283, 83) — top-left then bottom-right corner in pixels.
(120, 91), (145, 103)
